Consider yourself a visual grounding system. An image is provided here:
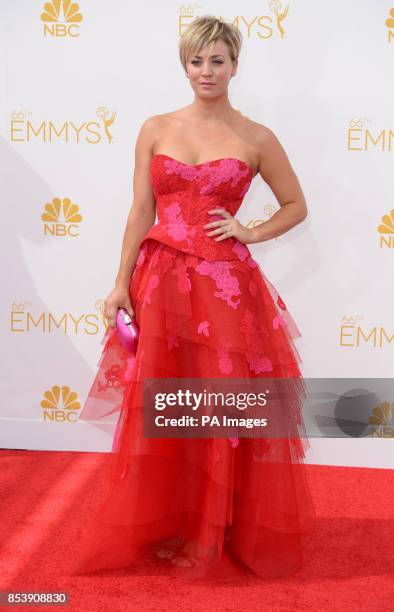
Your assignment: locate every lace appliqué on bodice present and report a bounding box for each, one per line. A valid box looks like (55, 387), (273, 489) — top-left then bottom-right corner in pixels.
(142, 155), (255, 261)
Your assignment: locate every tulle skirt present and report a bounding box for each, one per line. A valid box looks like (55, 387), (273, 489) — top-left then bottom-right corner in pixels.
(72, 238), (316, 581)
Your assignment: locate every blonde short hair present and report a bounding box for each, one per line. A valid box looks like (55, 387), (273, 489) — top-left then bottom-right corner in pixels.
(179, 15), (242, 72)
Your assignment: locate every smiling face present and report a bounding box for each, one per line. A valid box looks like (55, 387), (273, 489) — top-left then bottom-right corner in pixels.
(185, 38), (237, 97)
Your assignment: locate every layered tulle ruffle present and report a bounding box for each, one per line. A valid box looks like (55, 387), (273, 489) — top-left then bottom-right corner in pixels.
(74, 239), (315, 580)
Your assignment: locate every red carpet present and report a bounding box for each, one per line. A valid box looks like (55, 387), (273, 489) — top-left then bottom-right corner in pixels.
(0, 449), (393, 611)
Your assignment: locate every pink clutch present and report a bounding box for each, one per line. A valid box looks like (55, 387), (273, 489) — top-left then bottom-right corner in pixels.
(115, 307), (139, 354)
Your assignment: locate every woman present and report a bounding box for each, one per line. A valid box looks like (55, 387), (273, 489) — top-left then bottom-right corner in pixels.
(74, 15), (315, 581)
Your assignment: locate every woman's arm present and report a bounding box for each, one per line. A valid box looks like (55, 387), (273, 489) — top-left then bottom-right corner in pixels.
(248, 127), (308, 244)
(104, 117), (157, 328)
(114, 117), (158, 287)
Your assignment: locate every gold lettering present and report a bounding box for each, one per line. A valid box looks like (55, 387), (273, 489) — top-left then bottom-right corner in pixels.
(339, 325), (354, 346)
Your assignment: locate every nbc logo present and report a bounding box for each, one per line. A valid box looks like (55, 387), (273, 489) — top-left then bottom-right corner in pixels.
(386, 8), (394, 42)
(41, 0), (83, 37)
(41, 385), (81, 422)
(377, 209), (394, 248)
(368, 401), (394, 437)
(41, 197), (82, 236)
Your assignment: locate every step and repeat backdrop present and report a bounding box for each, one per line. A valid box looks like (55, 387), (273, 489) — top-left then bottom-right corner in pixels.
(1, 1), (393, 467)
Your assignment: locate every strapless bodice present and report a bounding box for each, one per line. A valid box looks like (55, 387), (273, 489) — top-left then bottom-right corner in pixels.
(140, 154), (255, 261)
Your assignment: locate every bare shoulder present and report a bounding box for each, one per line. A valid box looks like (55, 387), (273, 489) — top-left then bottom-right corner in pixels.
(250, 121), (290, 162)
(138, 113), (165, 135)
(142, 108), (186, 129)
(134, 114), (168, 157)
(230, 114), (277, 165)
(139, 110), (185, 148)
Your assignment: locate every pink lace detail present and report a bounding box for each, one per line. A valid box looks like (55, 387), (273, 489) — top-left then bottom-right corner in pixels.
(240, 308), (273, 374)
(173, 258), (192, 294)
(145, 155), (255, 262)
(163, 202), (197, 246)
(198, 160), (250, 196)
(217, 347), (234, 374)
(273, 314), (287, 330)
(197, 321), (210, 337)
(232, 241), (249, 261)
(195, 260), (241, 309)
(142, 274), (160, 307)
(249, 354), (273, 374)
(229, 436), (240, 448)
(162, 158), (200, 182)
(246, 257), (258, 268)
(161, 158), (249, 197)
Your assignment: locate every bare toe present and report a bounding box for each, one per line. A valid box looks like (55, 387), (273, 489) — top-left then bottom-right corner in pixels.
(156, 537), (185, 560)
(156, 547), (176, 559)
(170, 552), (198, 568)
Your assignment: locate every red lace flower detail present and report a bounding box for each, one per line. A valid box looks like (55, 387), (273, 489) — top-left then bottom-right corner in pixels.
(98, 364), (126, 391)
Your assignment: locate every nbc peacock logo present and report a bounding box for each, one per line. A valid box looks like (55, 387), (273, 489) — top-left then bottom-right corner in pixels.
(41, 197), (82, 237)
(41, 385), (81, 422)
(386, 8), (394, 42)
(377, 209), (394, 249)
(41, 0), (83, 37)
(179, 1), (290, 40)
(368, 401), (394, 437)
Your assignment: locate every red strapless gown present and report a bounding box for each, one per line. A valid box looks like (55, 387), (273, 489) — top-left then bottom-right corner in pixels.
(72, 154), (316, 581)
